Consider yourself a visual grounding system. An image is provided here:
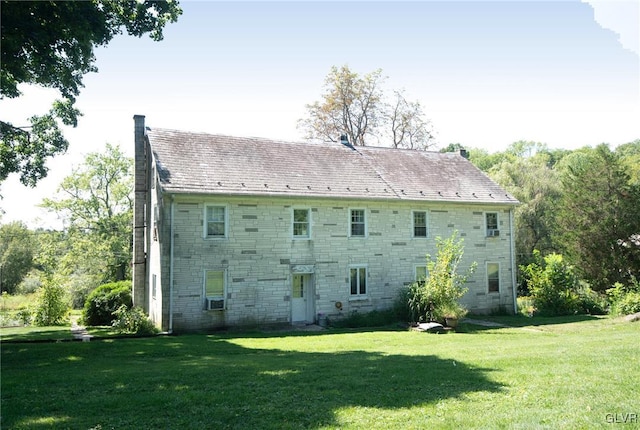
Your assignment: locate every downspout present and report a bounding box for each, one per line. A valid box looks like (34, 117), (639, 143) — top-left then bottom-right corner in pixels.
(510, 207), (518, 314)
(169, 196), (175, 333)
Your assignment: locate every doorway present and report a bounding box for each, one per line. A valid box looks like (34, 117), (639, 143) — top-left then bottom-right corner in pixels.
(291, 274), (314, 324)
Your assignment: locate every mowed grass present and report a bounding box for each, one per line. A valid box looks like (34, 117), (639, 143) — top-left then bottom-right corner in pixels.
(2, 316), (639, 429)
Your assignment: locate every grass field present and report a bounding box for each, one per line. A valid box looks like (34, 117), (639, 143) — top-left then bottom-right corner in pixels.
(2, 316), (638, 429)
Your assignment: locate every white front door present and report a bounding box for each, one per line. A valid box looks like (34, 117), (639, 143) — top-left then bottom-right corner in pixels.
(291, 274), (312, 323)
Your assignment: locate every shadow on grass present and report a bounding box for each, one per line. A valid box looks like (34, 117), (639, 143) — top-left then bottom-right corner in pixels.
(459, 314), (606, 333)
(0, 326), (73, 342)
(1, 334), (503, 429)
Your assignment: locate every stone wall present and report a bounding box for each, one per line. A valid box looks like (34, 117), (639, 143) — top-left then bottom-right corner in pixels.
(157, 195), (516, 331)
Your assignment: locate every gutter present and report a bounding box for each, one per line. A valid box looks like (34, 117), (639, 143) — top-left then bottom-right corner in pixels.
(510, 207), (518, 314)
(169, 195), (175, 334)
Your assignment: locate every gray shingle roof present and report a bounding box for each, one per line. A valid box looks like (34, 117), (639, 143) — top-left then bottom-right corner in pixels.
(147, 127), (518, 205)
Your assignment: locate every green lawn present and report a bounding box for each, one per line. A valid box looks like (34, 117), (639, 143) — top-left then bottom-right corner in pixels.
(2, 316), (639, 429)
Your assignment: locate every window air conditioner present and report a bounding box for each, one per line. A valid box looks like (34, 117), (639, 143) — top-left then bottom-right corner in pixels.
(207, 298), (225, 310)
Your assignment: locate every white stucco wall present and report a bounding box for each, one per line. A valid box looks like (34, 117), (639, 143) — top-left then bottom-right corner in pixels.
(155, 195), (516, 331)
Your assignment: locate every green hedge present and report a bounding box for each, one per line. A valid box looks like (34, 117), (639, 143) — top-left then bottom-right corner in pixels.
(82, 281), (132, 326)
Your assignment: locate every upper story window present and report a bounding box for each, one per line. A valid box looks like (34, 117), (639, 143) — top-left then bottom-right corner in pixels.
(413, 211), (428, 238)
(293, 208), (310, 239)
(350, 209), (366, 237)
(350, 266), (367, 296)
(486, 212), (499, 237)
(205, 205), (227, 238)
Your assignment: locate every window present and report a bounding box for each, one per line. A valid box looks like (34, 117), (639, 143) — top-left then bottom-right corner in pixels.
(204, 270), (225, 310)
(293, 208), (310, 238)
(486, 212), (499, 236)
(205, 205), (226, 238)
(350, 266), (367, 296)
(152, 274), (157, 300)
(350, 209), (366, 237)
(413, 211), (428, 237)
(415, 266), (427, 283)
(487, 263), (500, 293)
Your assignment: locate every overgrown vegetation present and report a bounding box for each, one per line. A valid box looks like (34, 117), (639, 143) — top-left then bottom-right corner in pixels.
(32, 282), (69, 326)
(407, 231), (475, 324)
(607, 278), (640, 316)
(519, 251), (607, 316)
(112, 305), (158, 335)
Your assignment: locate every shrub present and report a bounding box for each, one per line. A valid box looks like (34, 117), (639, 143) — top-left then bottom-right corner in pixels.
(407, 231), (476, 323)
(607, 279), (640, 316)
(82, 281), (132, 326)
(33, 283), (69, 326)
(521, 251), (581, 316)
(517, 296), (535, 317)
(112, 305), (158, 335)
(575, 282), (608, 315)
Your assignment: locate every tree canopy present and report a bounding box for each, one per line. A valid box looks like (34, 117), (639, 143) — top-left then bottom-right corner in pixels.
(298, 65), (434, 149)
(0, 0), (181, 186)
(41, 143), (133, 284)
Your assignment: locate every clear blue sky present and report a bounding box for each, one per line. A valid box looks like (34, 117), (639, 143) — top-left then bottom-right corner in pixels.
(1, 0), (638, 228)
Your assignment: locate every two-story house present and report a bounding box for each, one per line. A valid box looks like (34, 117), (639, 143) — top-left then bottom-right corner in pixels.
(132, 115), (518, 332)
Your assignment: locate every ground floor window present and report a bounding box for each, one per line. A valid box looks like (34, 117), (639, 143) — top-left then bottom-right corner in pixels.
(350, 266), (367, 296)
(204, 270), (225, 310)
(487, 263), (500, 293)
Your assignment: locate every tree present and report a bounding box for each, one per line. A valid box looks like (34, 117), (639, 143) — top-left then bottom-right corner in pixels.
(0, 0), (182, 186)
(0, 222), (34, 293)
(298, 65), (434, 148)
(488, 144), (562, 263)
(41, 144), (133, 283)
(407, 231), (476, 323)
(388, 90), (435, 150)
(555, 144), (640, 291)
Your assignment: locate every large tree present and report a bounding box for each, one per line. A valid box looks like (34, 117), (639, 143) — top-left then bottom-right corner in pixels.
(0, 0), (181, 186)
(555, 144), (640, 291)
(299, 65), (434, 149)
(488, 142), (562, 271)
(41, 144), (133, 283)
(0, 221), (34, 294)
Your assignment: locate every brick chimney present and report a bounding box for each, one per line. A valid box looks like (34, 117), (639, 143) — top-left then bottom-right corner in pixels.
(132, 115), (148, 311)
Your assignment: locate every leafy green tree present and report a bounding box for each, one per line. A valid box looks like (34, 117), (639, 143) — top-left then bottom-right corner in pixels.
(556, 144), (640, 291)
(41, 144), (133, 283)
(0, 222), (34, 293)
(407, 231), (476, 323)
(488, 147), (562, 263)
(520, 252), (580, 316)
(299, 65), (434, 149)
(33, 282), (69, 326)
(0, 0), (181, 186)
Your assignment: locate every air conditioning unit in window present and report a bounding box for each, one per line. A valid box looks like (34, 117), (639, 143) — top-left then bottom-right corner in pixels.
(207, 298), (225, 310)
(487, 229), (500, 237)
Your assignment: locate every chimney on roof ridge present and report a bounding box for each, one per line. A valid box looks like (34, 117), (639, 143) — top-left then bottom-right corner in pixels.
(340, 134), (354, 149)
(459, 148), (469, 159)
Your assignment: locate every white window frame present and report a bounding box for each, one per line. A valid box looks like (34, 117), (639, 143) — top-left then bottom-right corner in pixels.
(204, 204), (228, 239)
(414, 265), (428, 283)
(487, 262), (500, 293)
(349, 208), (367, 238)
(412, 210), (428, 238)
(485, 212), (499, 237)
(204, 269), (227, 310)
(292, 207), (311, 239)
(349, 265), (368, 298)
